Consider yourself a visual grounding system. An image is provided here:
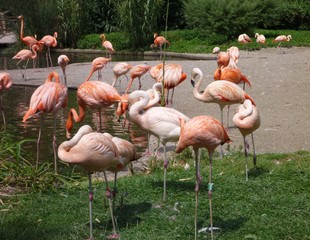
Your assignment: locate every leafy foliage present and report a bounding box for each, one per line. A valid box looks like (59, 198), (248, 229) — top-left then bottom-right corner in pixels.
(184, 0), (277, 40)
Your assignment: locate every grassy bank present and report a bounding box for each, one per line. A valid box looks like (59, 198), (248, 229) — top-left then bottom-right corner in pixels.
(77, 29), (310, 54)
(1, 149), (309, 239)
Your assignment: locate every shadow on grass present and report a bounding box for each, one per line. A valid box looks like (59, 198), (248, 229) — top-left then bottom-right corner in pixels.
(103, 201), (152, 230)
(248, 166), (269, 179)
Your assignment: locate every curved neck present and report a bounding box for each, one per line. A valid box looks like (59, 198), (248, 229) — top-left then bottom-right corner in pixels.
(192, 70), (205, 100)
(129, 90), (150, 119)
(66, 105), (86, 136)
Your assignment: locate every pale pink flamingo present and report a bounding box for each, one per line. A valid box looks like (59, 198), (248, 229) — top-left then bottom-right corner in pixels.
(176, 115), (231, 240)
(22, 71), (68, 173)
(254, 33), (266, 44)
(112, 62), (133, 90)
(100, 34), (115, 58)
(238, 33), (252, 53)
(150, 63), (163, 79)
(233, 99), (261, 181)
(12, 44), (40, 80)
(227, 46), (240, 64)
(57, 54), (70, 86)
(0, 72), (12, 125)
(124, 64), (151, 94)
(66, 80), (124, 137)
(153, 33), (170, 60)
(39, 32), (58, 67)
(85, 57), (111, 81)
(155, 63), (187, 107)
(128, 90), (190, 201)
(212, 47), (220, 54)
(273, 35), (292, 49)
(58, 125), (124, 240)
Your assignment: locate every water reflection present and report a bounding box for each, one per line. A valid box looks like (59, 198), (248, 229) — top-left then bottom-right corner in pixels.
(1, 85), (148, 165)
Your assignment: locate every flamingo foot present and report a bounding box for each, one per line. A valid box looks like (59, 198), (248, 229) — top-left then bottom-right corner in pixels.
(106, 233), (120, 239)
(198, 227), (221, 233)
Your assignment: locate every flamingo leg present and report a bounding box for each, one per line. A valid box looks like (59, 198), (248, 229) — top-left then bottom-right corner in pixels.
(52, 116), (58, 174)
(88, 173), (94, 240)
(124, 78), (134, 94)
(138, 77), (142, 90)
(48, 47), (53, 67)
(0, 94), (6, 125)
(163, 143), (168, 201)
(219, 107), (224, 159)
(36, 115), (43, 169)
(243, 136), (249, 181)
(103, 171), (118, 238)
(251, 132), (257, 167)
(194, 148), (202, 240)
(45, 49), (49, 68)
(169, 88), (175, 107)
(208, 152), (215, 240)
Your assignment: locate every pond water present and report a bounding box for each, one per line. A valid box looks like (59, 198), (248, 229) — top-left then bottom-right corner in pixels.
(1, 85), (148, 166)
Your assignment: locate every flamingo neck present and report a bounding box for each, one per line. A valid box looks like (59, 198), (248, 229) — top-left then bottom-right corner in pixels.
(129, 91), (150, 121)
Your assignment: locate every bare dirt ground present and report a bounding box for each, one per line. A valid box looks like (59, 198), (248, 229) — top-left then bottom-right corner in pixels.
(7, 47), (310, 156)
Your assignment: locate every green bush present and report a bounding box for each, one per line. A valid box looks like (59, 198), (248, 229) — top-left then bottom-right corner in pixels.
(184, 0), (277, 40)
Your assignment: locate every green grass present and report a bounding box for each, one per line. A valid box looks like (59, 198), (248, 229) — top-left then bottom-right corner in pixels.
(76, 29), (310, 54)
(1, 149), (309, 239)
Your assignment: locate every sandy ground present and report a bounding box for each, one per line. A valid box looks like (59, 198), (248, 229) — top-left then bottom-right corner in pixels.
(5, 47), (310, 155)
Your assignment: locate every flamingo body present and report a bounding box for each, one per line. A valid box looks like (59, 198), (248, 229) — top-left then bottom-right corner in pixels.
(238, 33), (252, 44)
(255, 33), (266, 44)
(112, 62), (133, 87)
(125, 64), (151, 93)
(86, 57), (111, 81)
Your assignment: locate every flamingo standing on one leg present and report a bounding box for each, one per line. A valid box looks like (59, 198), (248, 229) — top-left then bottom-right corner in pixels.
(66, 81), (124, 137)
(100, 34), (115, 58)
(22, 71), (68, 173)
(233, 99), (261, 181)
(176, 115), (231, 240)
(153, 33), (170, 60)
(272, 35), (292, 51)
(128, 90), (190, 201)
(58, 125), (124, 240)
(85, 57), (111, 82)
(111, 62), (133, 90)
(124, 64), (151, 94)
(0, 72), (12, 125)
(12, 44), (40, 80)
(57, 54), (70, 86)
(39, 32), (58, 68)
(155, 63), (187, 107)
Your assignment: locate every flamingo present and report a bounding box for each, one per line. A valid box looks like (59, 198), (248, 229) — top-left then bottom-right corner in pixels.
(273, 35), (292, 49)
(22, 71), (68, 173)
(191, 68), (255, 125)
(39, 32), (58, 67)
(17, 15), (39, 48)
(85, 57), (111, 82)
(57, 125), (124, 240)
(12, 44), (40, 80)
(216, 51), (230, 68)
(57, 54), (70, 86)
(155, 63), (187, 107)
(233, 99), (261, 181)
(66, 81), (124, 138)
(111, 62), (133, 89)
(213, 66), (252, 90)
(100, 34), (115, 58)
(153, 33), (170, 60)
(255, 33), (266, 44)
(176, 115), (231, 240)
(212, 47), (220, 54)
(128, 90), (190, 201)
(124, 64), (151, 94)
(238, 33), (252, 53)
(227, 46), (240, 64)
(0, 72), (12, 125)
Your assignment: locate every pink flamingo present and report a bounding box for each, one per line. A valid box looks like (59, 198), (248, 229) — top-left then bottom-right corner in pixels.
(227, 46), (240, 64)
(111, 62), (133, 89)
(153, 33), (170, 60)
(58, 125), (124, 240)
(22, 71), (68, 173)
(273, 35), (292, 49)
(255, 33), (266, 44)
(176, 115), (231, 240)
(85, 57), (111, 81)
(17, 15), (39, 48)
(124, 64), (151, 93)
(238, 33), (252, 53)
(155, 63), (187, 107)
(39, 32), (58, 67)
(100, 34), (115, 58)
(57, 54), (70, 86)
(128, 90), (190, 201)
(0, 72), (12, 125)
(12, 44), (40, 80)
(233, 99), (261, 181)
(66, 80), (124, 137)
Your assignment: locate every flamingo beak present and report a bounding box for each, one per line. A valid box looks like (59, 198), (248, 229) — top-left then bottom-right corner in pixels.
(190, 79), (195, 88)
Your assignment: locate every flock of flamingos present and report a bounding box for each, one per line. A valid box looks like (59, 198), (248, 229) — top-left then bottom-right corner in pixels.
(0, 15), (293, 240)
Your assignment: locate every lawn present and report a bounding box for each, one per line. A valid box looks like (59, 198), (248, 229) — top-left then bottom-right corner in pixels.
(1, 149), (309, 239)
